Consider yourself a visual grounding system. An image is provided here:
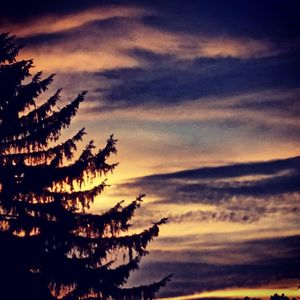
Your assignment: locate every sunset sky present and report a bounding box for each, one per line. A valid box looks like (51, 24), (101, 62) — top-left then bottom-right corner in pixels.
(1, 0), (300, 298)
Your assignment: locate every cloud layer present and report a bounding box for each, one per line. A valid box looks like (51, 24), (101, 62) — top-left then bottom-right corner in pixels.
(1, 1), (300, 297)
(118, 155), (300, 222)
(120, 156), (300, 296)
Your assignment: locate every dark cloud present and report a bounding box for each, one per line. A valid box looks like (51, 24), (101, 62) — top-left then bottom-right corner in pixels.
(0, 0), (299, 39)
(169, 169), (300, 203)
(0, 0), (119, 22)
(95, 49), (300, 109)
(155, 233), (300, 260)
(144, 258), (300, 297)
(229, 93), (300, 118)
(3, 1), (299, 120)
(3, 0), (299, 43)
(117, 156), (300, 225)
(16, 16), (139, 47)
(141, 0), (300, 41)
(129, 235), (300, 297)
(122, 156), (300, 201)
(4, 0), (299, 51)
(155, 194), (299, 225)
(142, 156), (300, 180)
(170, 209), (262, 224)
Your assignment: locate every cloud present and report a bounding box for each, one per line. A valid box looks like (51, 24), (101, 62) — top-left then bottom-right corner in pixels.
(81, 89), (300, 124)
(2, 6), (148, 38)
(170, 209), (262, 224)
(116, 156), (300, 226)
(141, 1), (300, 46)
(127, 235), (300, 297)
(78, 87), (300, 156)
(125, 155), (300, 192)
(1, 4), (279, 73)
(8, 7), (296, 151)
(168, 198), (300, 225)
(185, 157), (298, 180)
(95, 49), (300, 108)
(4, 0), (298, 43)
(150, 233), (300, 265)
(0, 0), (99, 20)
(19, 33), (274, 73)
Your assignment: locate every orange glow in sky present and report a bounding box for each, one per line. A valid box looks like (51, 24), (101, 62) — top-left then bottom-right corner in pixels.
(159, 288), (300, 300)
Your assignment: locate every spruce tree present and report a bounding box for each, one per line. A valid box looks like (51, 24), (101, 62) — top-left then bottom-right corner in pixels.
(0, 33), (171, 300)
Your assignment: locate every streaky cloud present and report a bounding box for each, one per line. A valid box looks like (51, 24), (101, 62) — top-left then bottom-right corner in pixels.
(96, 49), (300, 108)
(7, 10), (278, 73)
(117, 156), (300, 225)
(1, 5), (148, 38)
(131, 155), (300, 183)
(141, 0), (300, 42)
(129, 235), (300, 297)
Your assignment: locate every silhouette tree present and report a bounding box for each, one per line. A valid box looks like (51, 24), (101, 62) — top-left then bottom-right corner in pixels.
(270, 294), (291, 300)
(0, 33), (171, 300)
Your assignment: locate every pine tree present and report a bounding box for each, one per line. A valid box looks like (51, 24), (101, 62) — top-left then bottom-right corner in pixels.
(0, 33), (171, 300)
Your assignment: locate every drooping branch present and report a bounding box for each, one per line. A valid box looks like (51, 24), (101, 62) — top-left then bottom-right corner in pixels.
(0, 128), (85, 165)
(0, 91), (86, 152)
(56, 257), (141, 300)
(0, 136), (117, 198)
(1, 216), (168, 266)
(0, 180), (106, 220)
(0, 33), (21, 64)
(47, 135), (118, 188)
(10, 73), (55, 115)
(62, 273), (173, 300)
(52, 181), (108, 212)
(0, 193), (143, 242)
(68, 218), (168, 262)
(110, 274), (173, 300)
(0, 60), (33, 110)
(19, 88), (62, 127)
(74, 195), (144, 237)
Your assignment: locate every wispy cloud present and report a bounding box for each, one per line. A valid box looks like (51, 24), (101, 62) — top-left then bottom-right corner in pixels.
(2, 6), (148, 37)
(128, 234), (300, 297)
(2, 5), (279, 73)
(81, 88), (300, 130)
(116, 156), (300, 226)
(95, 50), (299, 108)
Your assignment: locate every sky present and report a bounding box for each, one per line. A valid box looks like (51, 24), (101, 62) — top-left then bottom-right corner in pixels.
(1, 0), (300, 298)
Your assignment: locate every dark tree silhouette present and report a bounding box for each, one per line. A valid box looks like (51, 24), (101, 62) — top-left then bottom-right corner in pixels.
(0, 33), (171, 300)
(270, 294), (292, 300)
